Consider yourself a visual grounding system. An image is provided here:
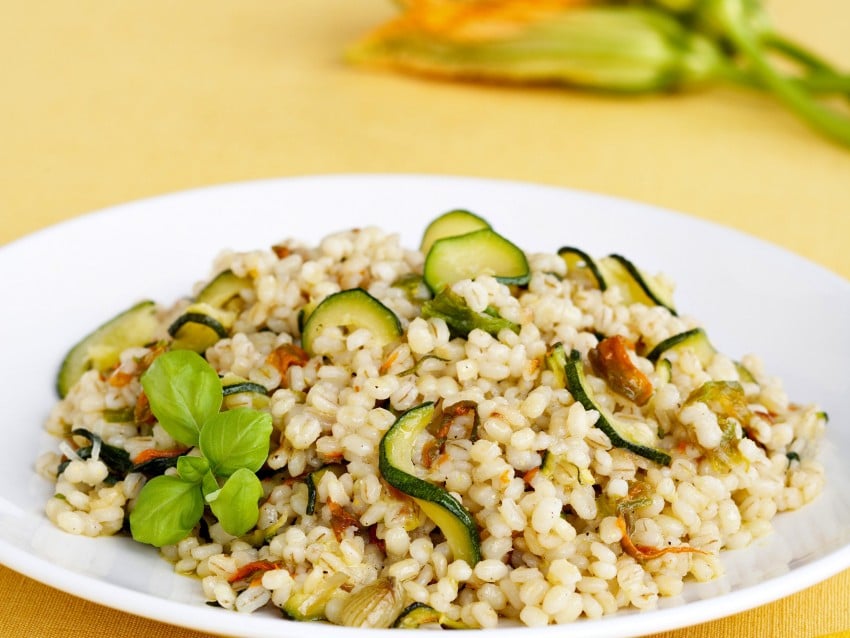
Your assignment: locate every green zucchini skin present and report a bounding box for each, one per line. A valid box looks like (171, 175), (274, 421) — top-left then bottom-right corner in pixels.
(167, 307), (231, 353)
(305, 463), (346, 516)
(57, 300), (159, 398)
(564, 348), (671, 466)
(558, 246), (607, 291)
(599, 254), (677, 315)
(221, 381), (269, 397)
(167, 311), (229, 339)
(300, 288), (402, 355)
(420, 209), (491, 255)
(392, 602), (469, 629)
(646, 328), (712, 364)
(423, 228), (530, 293)
(540, 450), (594, 486)
(379, 403), (481, 566)
(196, 269), (250, 308)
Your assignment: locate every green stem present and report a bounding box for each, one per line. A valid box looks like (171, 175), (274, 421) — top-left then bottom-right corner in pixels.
(763, 32), (833, 74)
(712, 0), (850, 147)
(794, 71), (850, 96)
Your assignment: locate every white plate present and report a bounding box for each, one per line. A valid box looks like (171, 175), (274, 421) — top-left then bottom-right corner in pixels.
(0, 175), (848, 638)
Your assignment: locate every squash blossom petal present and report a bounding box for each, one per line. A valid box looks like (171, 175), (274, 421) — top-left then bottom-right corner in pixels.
(347, 1), (724, 92)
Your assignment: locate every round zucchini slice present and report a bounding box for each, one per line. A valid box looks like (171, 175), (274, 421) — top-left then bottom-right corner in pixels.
(196, 269), (250, 310)
(301, 288), (402, 355)
(558, 246), (607, 290)
(598, 254), (677, 315)
(167, 303), (233, 353)
(423, 228), (530, 292)
(420, 209), (491, 255)
(57, 300), (159, 398)
(564, 349), (671, 466)
(379, 402), (481, 565)
(646, 327), (714, 364)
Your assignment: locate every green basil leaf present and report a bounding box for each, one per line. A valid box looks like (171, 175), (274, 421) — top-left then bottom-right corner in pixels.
(198, 408), (273, 477)
(209, 468), (264, 537)
(177, 455), (210, 484)
(129, 475), (204, 547)
(140, 350), (222, 447)
(202, 469), (220, 500)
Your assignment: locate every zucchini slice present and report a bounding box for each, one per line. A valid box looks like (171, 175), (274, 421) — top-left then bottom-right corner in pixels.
(564, 349), (671, 466)
(423, 228), (530, 293)
(558, 246), (607, 290)
(379, 403), (481, 565)
(301, 288), (402, 355)
(305, 463), (346, 515)
(221, 380), (269, 397)
(283, 572), (348, 621)
(420, 209), (491, 255)
(647, 328), (758, 385)
(540, 451), (594, 486)
(646, 327), (713, 365)
(167, 303), (233, 353)
(296, 300), (319, 334)
(393, 602), (470, 629)
(545, 342), (568, 389)
(57, 300), (159, 398)
(196, 269), (250, 310)
(598, 254), (677, 315)
(221, 375), (270, 410)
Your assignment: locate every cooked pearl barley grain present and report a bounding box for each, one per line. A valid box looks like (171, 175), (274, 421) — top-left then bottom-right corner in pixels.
(40, 221), (826, 628)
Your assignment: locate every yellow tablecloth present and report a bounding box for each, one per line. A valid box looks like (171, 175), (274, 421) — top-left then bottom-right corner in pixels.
(1, 1), (848, 636)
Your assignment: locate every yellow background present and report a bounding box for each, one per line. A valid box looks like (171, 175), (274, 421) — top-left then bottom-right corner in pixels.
(1, 1), (848, 636)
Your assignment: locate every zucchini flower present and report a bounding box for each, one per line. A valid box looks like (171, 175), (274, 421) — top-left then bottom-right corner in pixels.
(347, 0), (725, 93)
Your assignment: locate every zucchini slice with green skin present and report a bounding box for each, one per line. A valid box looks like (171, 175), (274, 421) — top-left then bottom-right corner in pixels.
(220, 374), (270, 409)
(305, 463), (346, 515)
(167, 303), (232, 353)
(393, 602), (470, 629)
(564, 349), (671, 466)
(647, 328), (758, 385)
(598, 254), (677, 315)
(379, 403), (481, 566)
(655, 357), (673, 385)
(540, 451), (594, 486)
(646, 328), (714, 365)
(545, 342), (568, 389)
(282, 572), (348, 621)
(221, 381), (269, 397)
(196, 269), (250, 310)
(423, 228), (530, 293)
(301, 288), (402, 355)
(57, 300), (159, 398)
(558, 246), (607, 291)
(420, 209), (491, 255)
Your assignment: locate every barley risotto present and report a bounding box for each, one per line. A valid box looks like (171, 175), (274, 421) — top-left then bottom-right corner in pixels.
(37, 210), (826, 628)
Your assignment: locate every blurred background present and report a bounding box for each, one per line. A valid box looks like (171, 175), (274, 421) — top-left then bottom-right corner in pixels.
(1, 1), (848, 275)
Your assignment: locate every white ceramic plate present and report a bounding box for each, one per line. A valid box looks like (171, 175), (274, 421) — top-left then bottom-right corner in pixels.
(0, 175), (848, 638)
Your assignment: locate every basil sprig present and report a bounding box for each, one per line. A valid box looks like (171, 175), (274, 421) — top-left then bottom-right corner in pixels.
(130, 350), (273, 547)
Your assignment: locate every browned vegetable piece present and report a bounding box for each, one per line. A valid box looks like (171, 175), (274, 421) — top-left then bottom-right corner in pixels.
(589, 335), (653, 405)
(328, 500), (362, 541)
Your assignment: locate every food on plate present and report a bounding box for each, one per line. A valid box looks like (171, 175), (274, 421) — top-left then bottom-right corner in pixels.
(38, 210), (826, 627)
